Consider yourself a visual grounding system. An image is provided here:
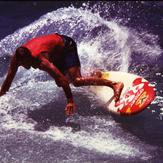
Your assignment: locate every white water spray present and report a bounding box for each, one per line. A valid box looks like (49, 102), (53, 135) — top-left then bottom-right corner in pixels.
(0, 6), (162, 160)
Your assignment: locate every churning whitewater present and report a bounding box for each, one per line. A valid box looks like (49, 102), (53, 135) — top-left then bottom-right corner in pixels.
(0, 5), (163, 162)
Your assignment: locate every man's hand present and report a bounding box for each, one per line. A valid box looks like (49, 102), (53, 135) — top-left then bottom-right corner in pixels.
(65, 102), (80, 132)
(0, 55), (18, 96)
(65, 101), (76, 116)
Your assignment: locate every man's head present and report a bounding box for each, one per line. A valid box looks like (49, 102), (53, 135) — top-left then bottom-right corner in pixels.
(15, 47), (33, 69)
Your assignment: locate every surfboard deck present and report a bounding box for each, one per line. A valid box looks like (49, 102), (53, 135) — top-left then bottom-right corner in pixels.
(90, 71), (156, 116)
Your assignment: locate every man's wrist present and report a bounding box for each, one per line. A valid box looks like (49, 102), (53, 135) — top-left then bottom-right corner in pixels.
(67, 98), (73, 103)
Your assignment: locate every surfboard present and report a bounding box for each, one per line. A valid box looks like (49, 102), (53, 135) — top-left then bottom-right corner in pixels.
(90, 71), (156, 116)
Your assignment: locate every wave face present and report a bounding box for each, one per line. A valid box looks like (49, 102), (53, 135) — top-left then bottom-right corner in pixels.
(0, 2), (163, 162)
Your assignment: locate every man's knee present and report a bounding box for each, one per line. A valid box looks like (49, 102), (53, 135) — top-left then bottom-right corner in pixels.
(72, 77), (81, 87)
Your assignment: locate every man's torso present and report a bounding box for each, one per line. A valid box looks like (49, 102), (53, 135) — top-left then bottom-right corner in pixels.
(23, 33), (65, 58)
(21, 33), (80, 74)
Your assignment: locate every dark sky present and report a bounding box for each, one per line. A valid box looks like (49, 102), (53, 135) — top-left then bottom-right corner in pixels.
(0, 1), (162, 48)
(0, 1), (162, 71)
(0, 1), (84, 39)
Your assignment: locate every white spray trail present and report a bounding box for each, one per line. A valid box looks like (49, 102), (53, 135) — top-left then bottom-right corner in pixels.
(0, 6), (162, 160)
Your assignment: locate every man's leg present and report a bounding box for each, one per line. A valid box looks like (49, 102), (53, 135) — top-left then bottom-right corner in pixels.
(67, 66), (124, 102)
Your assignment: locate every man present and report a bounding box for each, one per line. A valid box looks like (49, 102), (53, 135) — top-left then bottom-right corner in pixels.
(0, 33), (123, 118)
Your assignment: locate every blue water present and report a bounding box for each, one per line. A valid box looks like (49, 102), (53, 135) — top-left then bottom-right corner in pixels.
(0, 2), (163, 163)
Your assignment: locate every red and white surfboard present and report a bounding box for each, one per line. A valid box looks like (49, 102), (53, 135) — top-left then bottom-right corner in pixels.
(90, 71), (156, 115)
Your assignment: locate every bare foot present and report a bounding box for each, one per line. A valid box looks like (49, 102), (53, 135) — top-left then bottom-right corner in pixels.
(113, 82), (124, 102)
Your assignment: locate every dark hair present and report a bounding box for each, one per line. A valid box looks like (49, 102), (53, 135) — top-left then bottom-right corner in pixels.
(15, 46), (32, 60)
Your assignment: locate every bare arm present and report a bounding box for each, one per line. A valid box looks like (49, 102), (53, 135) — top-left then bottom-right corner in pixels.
(39, 57), (73, 103)
(0, 55), (19, 96)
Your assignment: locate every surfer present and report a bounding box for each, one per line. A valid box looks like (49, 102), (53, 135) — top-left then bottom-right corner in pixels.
(0, 33), (124, 117)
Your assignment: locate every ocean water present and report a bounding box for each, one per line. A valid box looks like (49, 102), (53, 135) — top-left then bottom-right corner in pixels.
(0, 2), (163, 163)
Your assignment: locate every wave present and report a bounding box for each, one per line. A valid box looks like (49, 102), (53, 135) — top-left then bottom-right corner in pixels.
(0, 5), (162, 160)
